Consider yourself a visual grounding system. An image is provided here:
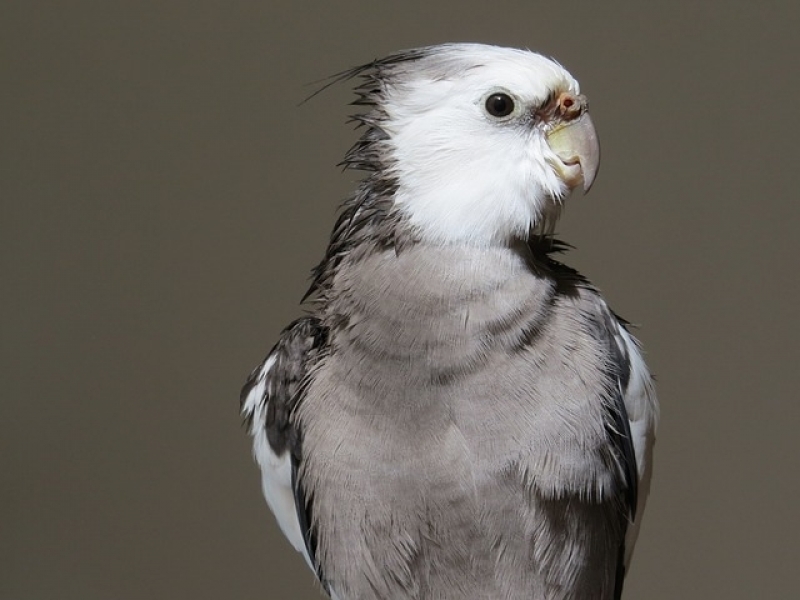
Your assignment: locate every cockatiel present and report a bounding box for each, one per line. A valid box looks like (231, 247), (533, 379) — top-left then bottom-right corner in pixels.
(241, 43), (658, 600)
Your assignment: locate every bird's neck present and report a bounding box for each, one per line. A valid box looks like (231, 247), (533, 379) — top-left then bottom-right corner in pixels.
(317, 240), (555, 387)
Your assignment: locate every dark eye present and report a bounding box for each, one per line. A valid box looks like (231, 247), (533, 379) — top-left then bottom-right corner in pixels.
(485, 93), (515, 118)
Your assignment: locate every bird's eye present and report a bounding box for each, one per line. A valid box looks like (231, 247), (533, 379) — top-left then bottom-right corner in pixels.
(485, 93), (515, 118)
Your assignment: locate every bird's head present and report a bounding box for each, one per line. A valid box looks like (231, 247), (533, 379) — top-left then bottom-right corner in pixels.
(340, 43), (600, 246)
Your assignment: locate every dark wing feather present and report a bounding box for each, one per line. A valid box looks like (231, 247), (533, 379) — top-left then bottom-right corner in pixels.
(597, 310), (639, 600)
(241, 316), (329, 591)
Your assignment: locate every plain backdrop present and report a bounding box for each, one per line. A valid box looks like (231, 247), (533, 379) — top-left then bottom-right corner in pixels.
(2, 1), (798, 599)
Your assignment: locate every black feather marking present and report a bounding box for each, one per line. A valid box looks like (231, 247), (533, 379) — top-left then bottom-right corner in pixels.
(241, 317), (330, 589)
(241, 317), (328, 456)
(292, 454), (330, 594)
(610, 396), (637, 519)
(525, 235), (593, 296)
(597, 311), (639, 600)
(613, 541), (626, 600)
(297, 47), (443, 304)
(601, 312), (638, 520)
(299, 46), (435, 106)
(302, 176), (415, 303)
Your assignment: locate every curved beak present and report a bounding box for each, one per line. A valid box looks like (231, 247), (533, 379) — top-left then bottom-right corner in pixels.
(545, 112), (600, 193)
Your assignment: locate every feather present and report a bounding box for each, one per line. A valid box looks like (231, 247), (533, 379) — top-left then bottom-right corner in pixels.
(242, 43), (657, 600)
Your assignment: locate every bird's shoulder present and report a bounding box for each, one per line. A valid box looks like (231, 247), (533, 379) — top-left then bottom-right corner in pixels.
(241, 316), (328, 456)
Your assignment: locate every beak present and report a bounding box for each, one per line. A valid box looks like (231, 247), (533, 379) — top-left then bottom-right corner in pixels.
(545, 111), (600, 193)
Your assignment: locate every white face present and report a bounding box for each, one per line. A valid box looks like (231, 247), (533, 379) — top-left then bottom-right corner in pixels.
(380, 45), (583, 246)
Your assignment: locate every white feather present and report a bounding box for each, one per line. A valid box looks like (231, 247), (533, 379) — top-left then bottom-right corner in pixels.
(382, 45), (580, 245)
(242, 355), (315, 571)
(617, 326), (659, 567)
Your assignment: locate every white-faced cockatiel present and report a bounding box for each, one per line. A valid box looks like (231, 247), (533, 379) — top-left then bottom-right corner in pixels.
(241, 43), (658, 600)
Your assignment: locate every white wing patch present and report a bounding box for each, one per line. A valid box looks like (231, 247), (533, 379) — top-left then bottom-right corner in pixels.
(617, 326), (659, 567)
(242, 355), (314, 571)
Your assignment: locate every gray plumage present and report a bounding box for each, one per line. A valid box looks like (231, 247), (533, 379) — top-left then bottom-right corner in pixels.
(242, 43), (657, 600)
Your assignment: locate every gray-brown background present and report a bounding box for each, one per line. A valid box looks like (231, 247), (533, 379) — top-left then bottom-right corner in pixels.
(3, 1), (798, 599)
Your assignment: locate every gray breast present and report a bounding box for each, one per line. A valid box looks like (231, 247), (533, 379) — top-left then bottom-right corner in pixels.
(296, 242), (627, 600)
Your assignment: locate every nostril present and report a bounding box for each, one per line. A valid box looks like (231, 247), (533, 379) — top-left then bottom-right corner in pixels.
(556, 92), (586, 120)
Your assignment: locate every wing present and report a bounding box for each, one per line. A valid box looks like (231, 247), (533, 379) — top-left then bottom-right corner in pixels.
(240, 317), (330, 590)
(599, 309), (659, 598)
(527, 237), (658, 597)
(614, 323), (658, 568)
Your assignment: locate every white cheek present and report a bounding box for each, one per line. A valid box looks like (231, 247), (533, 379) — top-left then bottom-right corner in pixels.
(390, 126), (567, 245)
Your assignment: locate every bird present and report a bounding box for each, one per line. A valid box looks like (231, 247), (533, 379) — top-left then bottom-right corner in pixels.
(241, 43), (658, 600)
